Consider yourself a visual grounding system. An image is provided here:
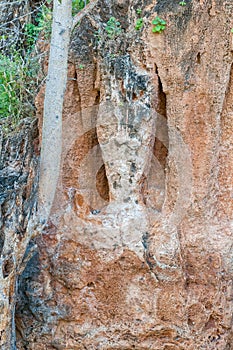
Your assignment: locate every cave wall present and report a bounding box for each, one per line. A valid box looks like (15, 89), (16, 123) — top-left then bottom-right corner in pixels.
(15, 0), (233, 349)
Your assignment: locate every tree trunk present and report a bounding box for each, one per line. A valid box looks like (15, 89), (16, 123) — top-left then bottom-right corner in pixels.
(38, 0), (72, 225)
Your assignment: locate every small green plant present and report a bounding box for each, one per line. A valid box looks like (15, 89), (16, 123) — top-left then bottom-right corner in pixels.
(136, 8), (142, 15)
(24, 23), (38, 48)
(179, 1), (187, 6)
(78, 64), (84, 69)
(72, 0), (90, 16)
(135, 18), (144, 31)
(24, 4), (52, 51)
(152, 16), (166, 33)
(231, 28), (233, 33)
(104, 17), (122, 39)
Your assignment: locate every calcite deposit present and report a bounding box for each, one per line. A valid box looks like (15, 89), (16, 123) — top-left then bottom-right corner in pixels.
(3, 0), (233, 349)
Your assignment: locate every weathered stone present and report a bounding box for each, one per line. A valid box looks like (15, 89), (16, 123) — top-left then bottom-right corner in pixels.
(12, 0), (233, 349)
(0, 118), (39, 348)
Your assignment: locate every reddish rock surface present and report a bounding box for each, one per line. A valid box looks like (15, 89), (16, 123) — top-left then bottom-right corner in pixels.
(15, 0), (233, 349)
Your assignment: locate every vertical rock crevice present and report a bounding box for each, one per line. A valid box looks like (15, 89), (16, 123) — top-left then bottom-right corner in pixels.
(142, 64), (168, 212)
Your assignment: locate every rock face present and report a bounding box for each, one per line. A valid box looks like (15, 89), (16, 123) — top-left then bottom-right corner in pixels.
(0, 119), (38, 348)
(15, 0), (233, 349)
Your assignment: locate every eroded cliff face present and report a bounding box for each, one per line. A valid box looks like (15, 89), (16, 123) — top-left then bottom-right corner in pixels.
(0, 119), (39, 348)
(15, 0), (233, 349)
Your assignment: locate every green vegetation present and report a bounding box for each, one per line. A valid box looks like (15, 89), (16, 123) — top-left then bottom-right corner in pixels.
(104, 17), (122, 39)
(72, 0), (90, 16)
(0, 55), (20, 120)
(152, 16), (166, 33)
(179, 1), (187, 6)
(136, 8), (142, 15)
(135, 18), (144, 31)
(24, 5), (52, 51)
(0, 52), (39, 123)
(0, 4), (53, 123)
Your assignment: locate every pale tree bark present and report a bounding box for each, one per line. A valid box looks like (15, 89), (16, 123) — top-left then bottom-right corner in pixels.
(38, 0), (72, 224)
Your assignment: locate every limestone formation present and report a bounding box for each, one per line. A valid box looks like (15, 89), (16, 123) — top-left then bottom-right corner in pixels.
(1, 0), (233, 349)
